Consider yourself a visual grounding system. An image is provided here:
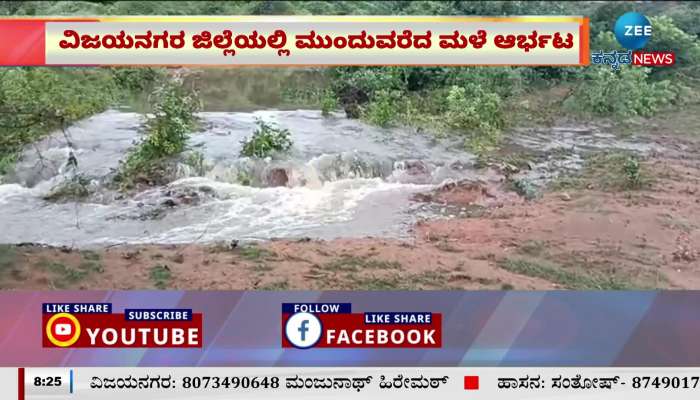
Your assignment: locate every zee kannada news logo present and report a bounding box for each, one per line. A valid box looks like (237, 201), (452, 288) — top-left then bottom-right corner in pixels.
(592, 12), (675, 70)
(43, 303), (203, 348)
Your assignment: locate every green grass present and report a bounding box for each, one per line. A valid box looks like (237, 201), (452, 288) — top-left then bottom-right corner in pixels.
(518, 240), (547, 257)
(257, 280), (290, 290)
(78, 260), (104, 274)
(0, 245), (16, 272)
(551, 151), (653, 192)
(342, 270), (465, 290)
(322, 256), (402, 272)
(0, 244), (22, 282)
(37, 259), (90, 288)
(249, 263), (274, 273)
(149, 264), (173, 289)
(238, 246), (277, 261)
(80, 250), (101, 261)
(499, 258), (635, 290)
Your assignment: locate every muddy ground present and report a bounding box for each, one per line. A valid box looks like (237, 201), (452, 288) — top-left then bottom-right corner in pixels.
(1, 125), (698, 290)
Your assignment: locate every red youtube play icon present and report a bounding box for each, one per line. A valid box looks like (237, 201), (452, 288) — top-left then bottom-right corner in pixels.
(464, 376), (479, 390)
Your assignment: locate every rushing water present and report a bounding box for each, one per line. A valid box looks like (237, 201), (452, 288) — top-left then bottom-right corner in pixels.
(0, 109), (659, 247)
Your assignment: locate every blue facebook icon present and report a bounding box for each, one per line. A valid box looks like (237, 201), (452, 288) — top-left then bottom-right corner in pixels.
(285, 312), (322, 349)
(298, 319), (309, 341)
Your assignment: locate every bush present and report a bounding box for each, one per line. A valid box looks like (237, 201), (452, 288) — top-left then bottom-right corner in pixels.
(444, 67), (524, 98)
(566, 67), (678, 118)
(646, 16), (700, 78)
(116, 78), (200, 188)
(331, 67), (406, 97)
(622, 155), (643, 189)
(110, 67), (165, 91)
(361, 90), (403, 127)
(320, 89), (339, 116)
(43, 175), (92, 202)
(444, 85), (505, 152)
(240, 119), (293, 158)
(665, 3), (700, 37)
(0, 67), (119, 174)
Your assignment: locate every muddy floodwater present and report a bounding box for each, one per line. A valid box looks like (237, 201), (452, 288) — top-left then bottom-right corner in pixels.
(0, 109), (658, 247)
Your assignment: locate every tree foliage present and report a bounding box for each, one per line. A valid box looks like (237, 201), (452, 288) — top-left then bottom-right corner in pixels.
(0, 68), (119, 174)
(240, 119), (293, 158)
(566, 67), (679, 118)
(115, 77), (201, 188)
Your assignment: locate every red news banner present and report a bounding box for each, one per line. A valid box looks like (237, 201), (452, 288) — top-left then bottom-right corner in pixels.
(0, 16), (589, 66)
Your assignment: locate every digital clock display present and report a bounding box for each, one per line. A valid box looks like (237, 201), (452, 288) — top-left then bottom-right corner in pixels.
(34, 376), (62, 387)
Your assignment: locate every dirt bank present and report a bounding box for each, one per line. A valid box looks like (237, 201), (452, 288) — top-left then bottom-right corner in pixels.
(2, 133), (698, 290)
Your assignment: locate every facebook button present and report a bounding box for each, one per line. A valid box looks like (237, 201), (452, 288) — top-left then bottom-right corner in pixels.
(284, 312), (322, 349)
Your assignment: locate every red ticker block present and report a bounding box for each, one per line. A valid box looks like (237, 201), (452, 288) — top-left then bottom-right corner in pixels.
(464, 375), (479, 390)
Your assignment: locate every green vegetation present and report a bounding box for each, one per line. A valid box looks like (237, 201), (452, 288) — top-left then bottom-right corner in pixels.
(320, 89), (339, 116)
(498, 240), (667, 289)
(1, 1), (699, 177)
(115, 78), (201, 189)
(444, 84), (504, 151)
(362, 90), (402, 127)
(240, 119), (293, 158)
(509, 178), (539, 200)
(322, 256), (402, 272)
(43, 175), (92, 202)
(149, 264), (173, 289)
(0, 245), (17, 273)
(499, 258), (634, 290)
(238, 245), (277, 261)
(552, 151), (652, 192)
(37, 257), (104, 289)
(565, 67), (681, 118)
(182, 151), (208, 176)
(257, 280), (290, 290)
(0, 68), (118, 175)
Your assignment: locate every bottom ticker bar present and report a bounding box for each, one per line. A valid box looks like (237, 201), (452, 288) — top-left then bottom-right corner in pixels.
(8, 367), (700, 399)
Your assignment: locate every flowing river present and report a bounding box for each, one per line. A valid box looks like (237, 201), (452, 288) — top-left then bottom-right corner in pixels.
(0, 109), (658, 247)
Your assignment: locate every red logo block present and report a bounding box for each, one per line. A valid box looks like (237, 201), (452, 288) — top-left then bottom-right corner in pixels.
(632, 51), (675, 66)
(464, 376), (480, 390)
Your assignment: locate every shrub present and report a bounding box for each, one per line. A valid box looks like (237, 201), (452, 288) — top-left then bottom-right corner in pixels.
(331, 67), (406, 96)
(110, 67), (165, 91)
(181, 150), (208, 176)
(0, 67), (119, 175)
(43, 175), (93, 202)
(566, 67), (678, 118)
(646, 16), (700, 78)
(622, 155), (643, 189)
(444, 85), (505, 152)
(116, 78), (200, 189)
(665, 4), (700, 37)
(361, 90), (403, 127)
(320, 89), (339, 116)
(240, 119), (293, 158)
(444, 67), (524, 98)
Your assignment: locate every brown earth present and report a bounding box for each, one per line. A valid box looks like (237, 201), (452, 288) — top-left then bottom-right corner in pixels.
(1, 131), (698, 291)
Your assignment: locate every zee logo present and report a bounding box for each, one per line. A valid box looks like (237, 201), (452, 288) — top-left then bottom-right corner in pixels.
(614, 12), (652, 50)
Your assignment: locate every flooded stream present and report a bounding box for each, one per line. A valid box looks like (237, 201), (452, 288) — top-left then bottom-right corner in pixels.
(0, 108), (659, 247)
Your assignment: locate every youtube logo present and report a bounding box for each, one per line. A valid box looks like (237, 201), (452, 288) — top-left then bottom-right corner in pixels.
(55, 323), (72, 336)
(464, 375), (479, 390)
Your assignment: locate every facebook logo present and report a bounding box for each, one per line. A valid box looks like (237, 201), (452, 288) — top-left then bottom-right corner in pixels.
(298, 319), (309, 341)
(285, 312), (322, 349)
